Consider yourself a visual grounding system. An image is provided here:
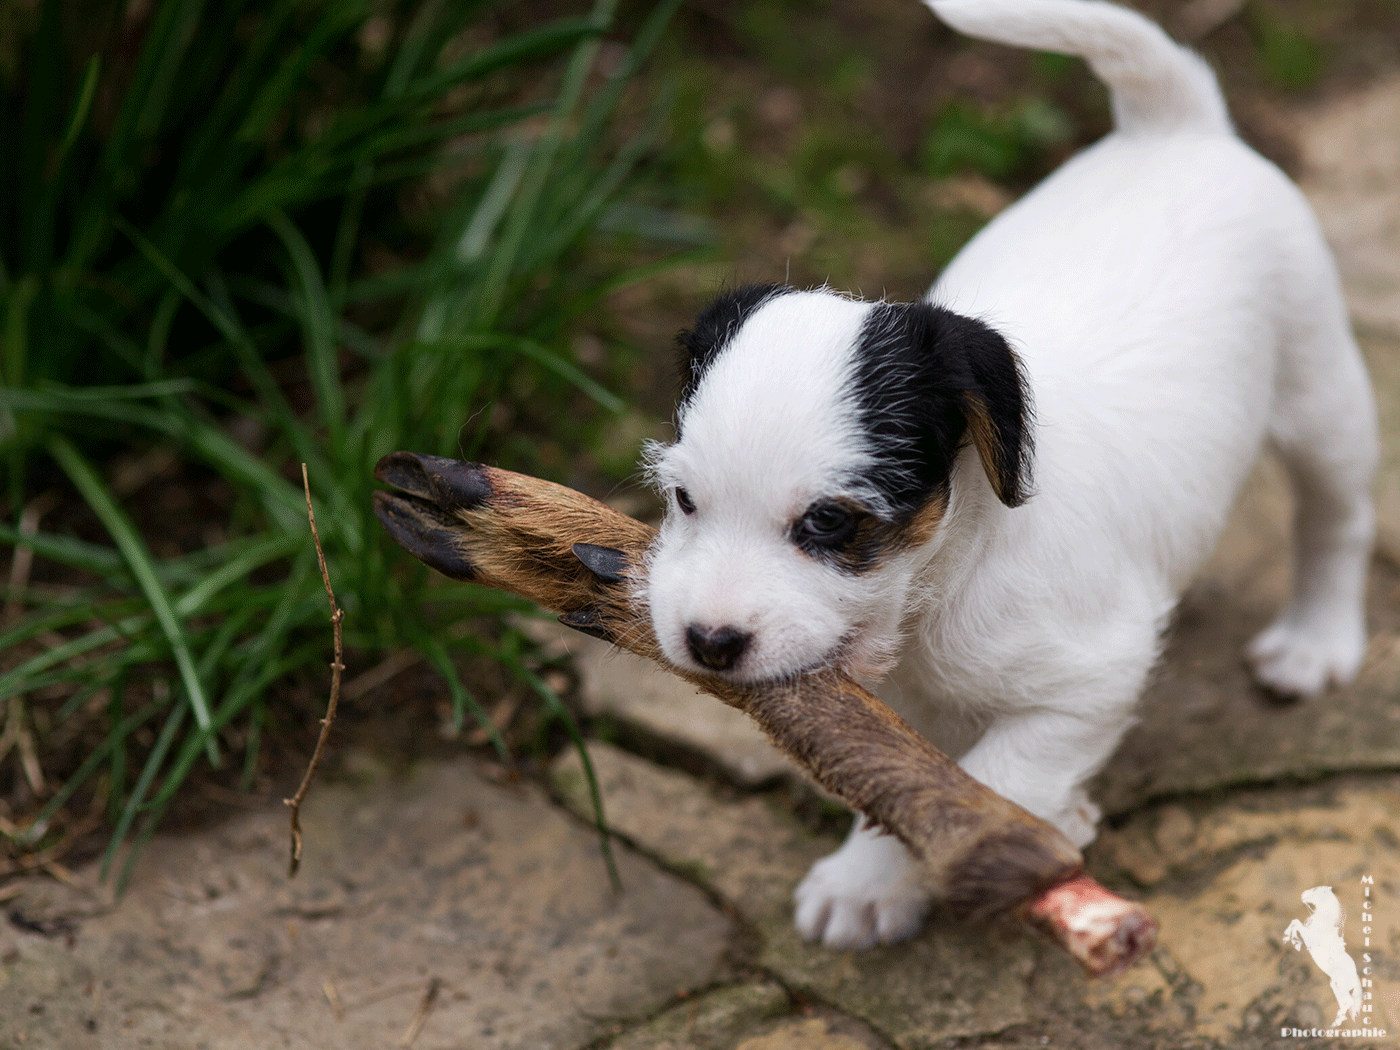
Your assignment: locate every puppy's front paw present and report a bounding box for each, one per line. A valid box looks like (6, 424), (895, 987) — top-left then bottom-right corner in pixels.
(1245, 615), (1366, 699)
(793, 836), (928, 950)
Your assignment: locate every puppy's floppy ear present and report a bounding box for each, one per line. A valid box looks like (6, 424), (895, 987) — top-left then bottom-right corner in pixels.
(676, 283), (793, 407)
(954, 316), (1033, 507)
(852, 302), (1032, 515)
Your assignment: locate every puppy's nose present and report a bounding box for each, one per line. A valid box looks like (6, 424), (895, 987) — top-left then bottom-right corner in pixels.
(685, 623), (752, 671)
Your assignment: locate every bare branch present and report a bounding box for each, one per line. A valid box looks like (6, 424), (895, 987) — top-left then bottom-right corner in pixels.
(284, 464), (344, 878)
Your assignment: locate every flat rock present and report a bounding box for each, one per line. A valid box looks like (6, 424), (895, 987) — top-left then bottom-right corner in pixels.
(553, 741), (1044, 1048)
(1364, 327), (1400, 566)
(1088, 777), (1400, 1044)
(0, 755), (731, 1050)
(602, 982), (791, 1050)
(605, 983), (896, 1050)
(729, 1014), (897, 1050)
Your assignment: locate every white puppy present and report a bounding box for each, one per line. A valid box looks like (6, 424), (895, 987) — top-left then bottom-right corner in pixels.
(643, 0), (1379, 950)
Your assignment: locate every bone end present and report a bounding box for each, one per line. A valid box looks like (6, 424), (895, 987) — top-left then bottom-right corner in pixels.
(1023, 873), (1158, 979)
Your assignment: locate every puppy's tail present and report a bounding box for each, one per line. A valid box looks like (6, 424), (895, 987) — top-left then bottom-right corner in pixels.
(925, 0), (1231, 137)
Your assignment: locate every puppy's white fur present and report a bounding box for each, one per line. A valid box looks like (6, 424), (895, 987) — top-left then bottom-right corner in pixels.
(646, 0), (1379, 949)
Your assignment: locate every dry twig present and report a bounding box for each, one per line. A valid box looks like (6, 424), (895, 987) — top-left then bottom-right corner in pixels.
(398, 978), (441, 1047)
(321, 978), (345, 1021)
(3, 492), (59, 624)
(284, 464), (344, 878)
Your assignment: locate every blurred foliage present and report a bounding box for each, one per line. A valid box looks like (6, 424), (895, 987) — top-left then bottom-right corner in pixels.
(921, 97), (1075, 182)
(0, 0), (679, 886)
(1249, 4), (1324, 92)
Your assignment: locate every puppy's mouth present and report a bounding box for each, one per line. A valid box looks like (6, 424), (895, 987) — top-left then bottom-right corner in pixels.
(828, 625), (900, 682)
(688, 624), (893, 685)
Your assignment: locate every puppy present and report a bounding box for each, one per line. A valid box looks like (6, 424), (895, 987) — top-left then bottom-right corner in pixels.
(644, 0), (1379, 949)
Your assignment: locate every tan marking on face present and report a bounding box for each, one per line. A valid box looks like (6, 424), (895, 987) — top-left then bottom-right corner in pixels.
(897, 488), (949, 550)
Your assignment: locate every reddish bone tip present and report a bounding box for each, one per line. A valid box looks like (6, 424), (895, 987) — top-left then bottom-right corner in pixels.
(1024, 873), (1158, 979)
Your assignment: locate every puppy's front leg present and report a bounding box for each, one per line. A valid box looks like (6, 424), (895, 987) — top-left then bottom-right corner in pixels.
(793, 704), (1128, 949)
(956, 706), (1134, 849)
(793, 695), (979, 949)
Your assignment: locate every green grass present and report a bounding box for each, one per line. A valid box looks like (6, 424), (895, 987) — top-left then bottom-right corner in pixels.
(0, 0), (682, 887)
(922, 96), (1074, 183)
(1249, 3), (1323, 92)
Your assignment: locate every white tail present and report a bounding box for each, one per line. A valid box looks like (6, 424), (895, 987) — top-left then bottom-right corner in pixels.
(925, 0), (1231, 136)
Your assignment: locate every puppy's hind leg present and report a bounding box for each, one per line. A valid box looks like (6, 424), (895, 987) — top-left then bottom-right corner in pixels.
(1246, 283), (1379, 698)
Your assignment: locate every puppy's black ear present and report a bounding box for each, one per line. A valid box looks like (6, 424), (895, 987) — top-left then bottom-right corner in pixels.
(852, 303), (1032, 514)
(954, 317), (1033, 507)
(676, 283), (792, 407)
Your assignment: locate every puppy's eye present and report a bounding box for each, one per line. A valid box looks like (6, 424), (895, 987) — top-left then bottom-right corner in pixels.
(674, 487), (696, 515)
(794, 501), (858, 549)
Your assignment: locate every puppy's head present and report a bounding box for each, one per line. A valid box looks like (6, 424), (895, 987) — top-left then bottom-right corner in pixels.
(645, 284), (1031, 683)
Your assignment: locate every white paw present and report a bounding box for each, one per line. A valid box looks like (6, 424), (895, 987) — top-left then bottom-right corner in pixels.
(793, 832), (929, 950)
(1245, 615), (1366, 699)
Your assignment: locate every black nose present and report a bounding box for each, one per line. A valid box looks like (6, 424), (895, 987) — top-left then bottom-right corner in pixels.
(685, 624), (752, 671)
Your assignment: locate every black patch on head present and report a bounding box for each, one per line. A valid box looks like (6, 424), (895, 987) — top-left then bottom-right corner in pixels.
(850, 301), (1033, 519)
(675, 283), (794, 416)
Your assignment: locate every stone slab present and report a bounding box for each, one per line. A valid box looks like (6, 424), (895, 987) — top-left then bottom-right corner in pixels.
(1089, 777), (1400, 1045)
(602, 982), (792, 1050)
(730, 1014), (897, 1050)
(553, 741), (1044, 1048)
(0, 755), (731, 1050)
(1361, 328), (1400, 566)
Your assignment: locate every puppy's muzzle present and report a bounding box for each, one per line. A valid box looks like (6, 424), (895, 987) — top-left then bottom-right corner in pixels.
(686, 624), (752, 672)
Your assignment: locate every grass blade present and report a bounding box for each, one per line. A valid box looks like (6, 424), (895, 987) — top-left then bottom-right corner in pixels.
(416, 632), (508, 761)
(102, 694), (187, 887)
(22, 699), (163, 843)
(511, 655), (621, 893)
(265, 209), (346, 449)
(57, 54), (101, 164)
(46, 435), (219, 764)
(0, 616), (151, 703)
